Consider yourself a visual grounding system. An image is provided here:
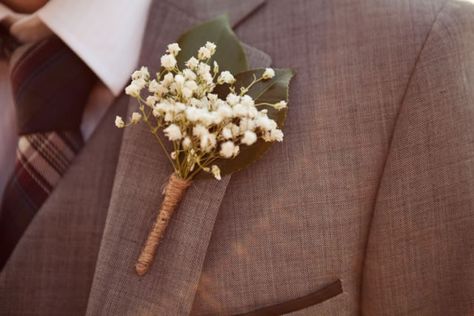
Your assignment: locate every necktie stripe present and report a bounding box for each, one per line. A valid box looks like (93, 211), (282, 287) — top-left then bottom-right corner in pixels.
(26, 134), (69, 174)
(18, 137), (62, 185)
(35, 133), (74, 170)
(16, 152), (53, 195)
(46, 132), (78, 160)
(0, 34), (96, 269)
(60, 131), (84, 153)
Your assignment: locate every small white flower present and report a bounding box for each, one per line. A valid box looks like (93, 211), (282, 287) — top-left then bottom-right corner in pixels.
(209, 94), (219, 103)
(228, 123), (240, 138)
(263, 128), (284, 142)
(211, 165), (221, 180)
(132, 66), (149, 80)
(233, 104), (249, 117)
(162, 73), (174, 85)
(213, 61), (219, 74)
(226, 93), (240, 106)
(125, 79), (146, 97)
(200, 133), (216, 152)
(185, 80), (198, 91)
(262, 68), (275, 80)
(239, 118), (256, 132)
(148, 79), (159, 93)
(174, 74), (185, 86)
(182, 136), (192, 149)
(131, 112), (142, 124)
(146, 96), (158, 107)
(217, 71), (236, 84)
(163, 124), (183, 141)
(241, 130), (257, 145)
(171, 151), (177, 160)
(161, 54), (177, 70)
(201, 72), (214, 85)
(185, 107), (199, 122)
(183, 69), (197, 80)
(220, 141), (237, 158)
(186, 57), (199, 69)
(205, 41), (217, 55)
(217, 103), (233, 119)
(240, 95), (255, 107)
(115, 116), (125, 128)
(192, 124), (208, 137)
(182, 87), (193, 99)
(166, 43), (181, 56)
(221, 127), (233, 139)
(274, 100), (287, 110)
(198, 46), (212, 60)
(255, 116), (278, 131)
(174, 102), (186, 113)
(155, 84), (168, 97)
(197, 63), (211, 76)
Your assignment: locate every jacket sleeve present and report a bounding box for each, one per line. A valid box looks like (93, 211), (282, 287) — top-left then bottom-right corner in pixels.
(361, 1), (474, 315)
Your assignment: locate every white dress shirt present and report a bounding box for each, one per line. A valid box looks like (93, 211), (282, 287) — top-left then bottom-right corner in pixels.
(0, 0), (152, 196)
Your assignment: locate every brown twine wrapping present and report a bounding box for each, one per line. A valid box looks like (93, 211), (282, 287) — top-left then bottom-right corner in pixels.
(135, 173), (192, 276)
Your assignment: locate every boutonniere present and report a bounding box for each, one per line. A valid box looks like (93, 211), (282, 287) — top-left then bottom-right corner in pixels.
(116, 16), (294, 276)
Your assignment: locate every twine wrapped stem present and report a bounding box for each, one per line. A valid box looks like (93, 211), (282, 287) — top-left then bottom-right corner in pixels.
(135, 173), (192, 276)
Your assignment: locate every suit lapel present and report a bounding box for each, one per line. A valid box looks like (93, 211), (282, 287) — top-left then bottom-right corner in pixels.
(86, 1), (269, 315)
(0, 94), (129, 315)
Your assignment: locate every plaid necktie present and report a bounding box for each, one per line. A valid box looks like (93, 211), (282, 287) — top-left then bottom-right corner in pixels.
(0, 27), (96, 269)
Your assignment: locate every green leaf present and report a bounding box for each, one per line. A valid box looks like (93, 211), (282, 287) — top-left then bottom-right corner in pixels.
(197, 68), (295, 179)
(176, 15), (248, 75)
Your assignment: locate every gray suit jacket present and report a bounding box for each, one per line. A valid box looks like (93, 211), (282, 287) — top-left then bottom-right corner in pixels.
(1, 0), (473, 315)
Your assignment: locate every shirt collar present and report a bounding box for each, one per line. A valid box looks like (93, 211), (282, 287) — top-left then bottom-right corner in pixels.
(1, 0), (152, 96)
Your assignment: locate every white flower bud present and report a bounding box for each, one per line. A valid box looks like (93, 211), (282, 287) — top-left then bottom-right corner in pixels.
(221, 127), (233, 140)
(217, 104), (233, 119)
(115, 116), (125, 128)
(240, 95), (255, 107)
(131, 112), (142, 124)
(205, 41), (216, 55)
(148, 79), (159, 93)
(125, 79), (145, 97)
(146, 96), (158, 107)
(274, 100), (287, 110)
(186, 57), (199, 69)
(167, 43), (181, 56)
(226, 93), (240, 106)
(182, 136), (192, 149)
(182, 87), (193, 99)
(162, 73), (174, 85)
(161, 54), (177, 70)
(262, 68), (275, 80)
(241, 130), (257, 145)
(193, 124), (208, 137)
(132, 66), (149, 80)
(183, 69), (197, 80)
(220, 141), (237, 158)
(211, 165), (221, 180)
(163, 124), (183, 141)
(174, 74), (185, 85)
(198, 46), (212, 60)
(217, 71), (236, 84)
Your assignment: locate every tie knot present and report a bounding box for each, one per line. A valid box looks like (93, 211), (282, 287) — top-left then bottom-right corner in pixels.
(10, 36), (96, 135)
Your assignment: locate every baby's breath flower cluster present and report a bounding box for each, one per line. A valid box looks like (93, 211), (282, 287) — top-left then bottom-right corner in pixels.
(117, 42), (287, 180)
